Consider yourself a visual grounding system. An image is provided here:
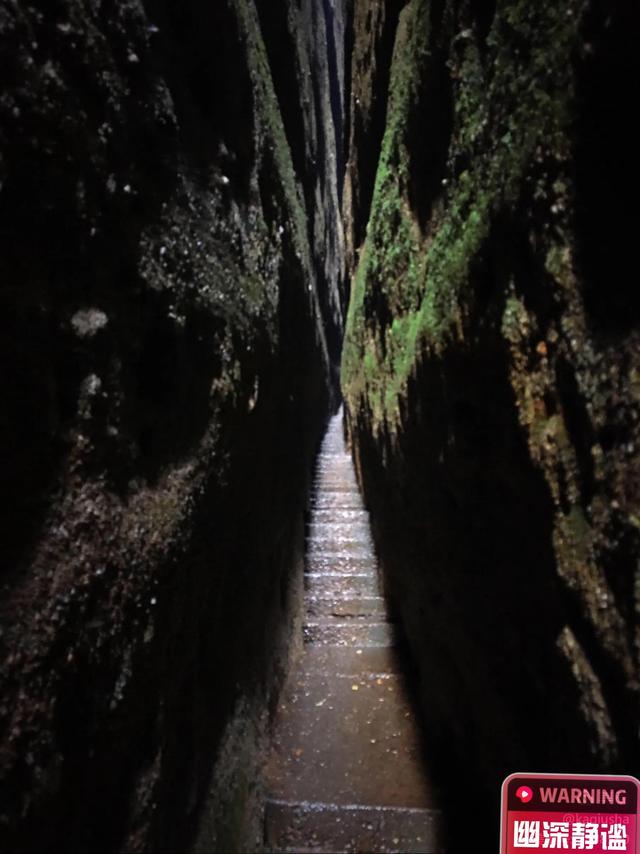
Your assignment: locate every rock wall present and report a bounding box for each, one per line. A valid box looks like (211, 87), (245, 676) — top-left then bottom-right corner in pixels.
(0, 1), (344, 851)
(256, 0), (347, 372)
(343, 0), (403, 279)
(342, 0), (639, 846)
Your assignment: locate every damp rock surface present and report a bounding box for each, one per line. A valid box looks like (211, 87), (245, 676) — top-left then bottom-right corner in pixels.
(0, 1), (345, 852)
(341, 0), (640, 848)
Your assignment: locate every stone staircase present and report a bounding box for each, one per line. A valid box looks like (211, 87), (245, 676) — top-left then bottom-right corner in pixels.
(264, 412), (444, 853)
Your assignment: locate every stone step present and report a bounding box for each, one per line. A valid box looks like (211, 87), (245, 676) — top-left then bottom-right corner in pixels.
(296, 644), (402, 677)
(307, 516), (372, 545)
(306, 595), (387, 619)
(311, 494), (365, 511)
(303, 620), (395, 647)
(304, 572), (381, 599)
(314, 481), (359, 490)
(313, 483), (360, 495)
(314, 462), (355, 473)
(314, 470), (356, 481)
(306, 539), (373, 558)
(314, 472), (358, 484)
(307, 522), (371, 537)
(265, 799), (444, 853)
(306, 554), (375, 574)
(310, 509), (370, 523)
(265, 671), (434, 808)
(266, 411), (442, 852)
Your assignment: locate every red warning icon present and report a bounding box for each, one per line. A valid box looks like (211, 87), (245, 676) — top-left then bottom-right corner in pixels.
(515, 785), (533, 803)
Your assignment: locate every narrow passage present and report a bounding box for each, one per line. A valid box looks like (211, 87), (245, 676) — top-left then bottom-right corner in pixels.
(264, 411), (444, 853)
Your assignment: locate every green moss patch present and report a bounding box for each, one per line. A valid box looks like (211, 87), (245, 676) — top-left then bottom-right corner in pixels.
(342, 0), (583, 430)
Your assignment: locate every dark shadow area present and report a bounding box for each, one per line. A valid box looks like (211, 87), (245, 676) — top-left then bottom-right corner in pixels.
(572, 0), (640, 335)
(143, 0), (255, 196)
(255, 0), (309, 211)
(349, 209), (611, 844)
(134, 304), (224, 478)
(322, 0), (345, 198)
(0, 2), (336, 852)
(342, 0), (355, 201)
(256, 0), (345, 383)
(472, 0), (498, 48)
(0, 0), (259, 577)
(406, 34), (453, 231)
(555, 355), (597, 508)
(349, 0), (404, 251)
(357, 341), (601, 848)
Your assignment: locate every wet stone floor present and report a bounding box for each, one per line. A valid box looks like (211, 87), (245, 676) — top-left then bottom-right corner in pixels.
(264, 412), (444, 853)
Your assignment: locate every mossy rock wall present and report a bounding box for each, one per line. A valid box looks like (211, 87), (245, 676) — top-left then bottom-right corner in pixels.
(0, 1), (344, 851)
(342, 0), (640, 845)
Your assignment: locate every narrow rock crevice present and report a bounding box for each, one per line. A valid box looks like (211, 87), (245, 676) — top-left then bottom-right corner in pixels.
(264, 412), (443, 853)
(2, 0), (639, 852)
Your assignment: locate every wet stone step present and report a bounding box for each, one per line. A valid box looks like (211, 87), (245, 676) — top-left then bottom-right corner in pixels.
(306, 520), (371, 536)
(306, 522), (372, 542)
(312, 465), (358, 477)
(303, 620), (395, 647)
(310, 495), (365, 511)
(266, 410), (442, 852)
(313, 487), (359, 497)
(313, 475), (360, 497)
(316, 456), (357, 463)
(265, 672), (434, 809)
(315, 464), (355, 483)
(314, 479), (353, 488)
(306, 554), (375, 574)
(313, 483), (360, 493)
(296, 644), (402, 678)
(265, 799), (445, 854)
(314, 471), (356, 482)
(310, 509), (370, 523)
(311, 509), (369, 529)
(306, 595), (387, 619)
(304, 572), (381, 599)
(313, 508), (369, 525)
(314, 473), (359, 482)
(306, 538), (373, 558)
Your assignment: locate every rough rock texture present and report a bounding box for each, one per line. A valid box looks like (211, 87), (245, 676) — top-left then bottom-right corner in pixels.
(0, 1), (344, 852)
(342, 0), (640, 846)
(343, 0), (403, 279)
(256, 0), (347, 373)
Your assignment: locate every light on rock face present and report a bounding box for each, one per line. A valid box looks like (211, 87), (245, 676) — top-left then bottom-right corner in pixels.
(71, 308), (109, 339)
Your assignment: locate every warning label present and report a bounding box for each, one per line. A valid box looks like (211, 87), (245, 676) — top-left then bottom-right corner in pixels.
(501, 774), (640, 853)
